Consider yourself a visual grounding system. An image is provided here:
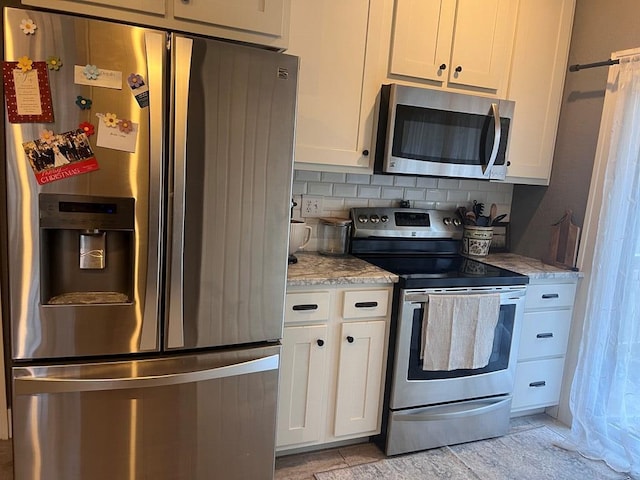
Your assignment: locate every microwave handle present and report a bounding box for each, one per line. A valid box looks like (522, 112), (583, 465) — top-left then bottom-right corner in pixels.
(484, 103), (501, 176)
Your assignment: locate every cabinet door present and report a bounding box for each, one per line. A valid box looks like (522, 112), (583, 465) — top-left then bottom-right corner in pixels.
(448, 0), (517, 91)
(389, 0), (456, 82)
(288, 0), (382, 171)
(334, 321), (386, 437)
(505, 0), (575, 184)
(277, 325), (328, 447)
(173, 0), (288, 38)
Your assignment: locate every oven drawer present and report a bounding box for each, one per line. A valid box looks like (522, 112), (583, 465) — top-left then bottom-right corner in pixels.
(518, 310), (572, 361)
(525, 283), (577, 310)
(285, 291), (331, 324)
(512, 358), (565, 410)
(385, 396), (512, 456)
(342, 289), (389, 319)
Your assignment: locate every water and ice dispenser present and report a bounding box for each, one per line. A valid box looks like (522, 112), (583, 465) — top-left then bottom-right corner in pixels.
(39, 193), (135, 305)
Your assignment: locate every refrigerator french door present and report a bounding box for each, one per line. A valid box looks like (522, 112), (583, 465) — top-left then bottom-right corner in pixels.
(3, 7), (297, 480)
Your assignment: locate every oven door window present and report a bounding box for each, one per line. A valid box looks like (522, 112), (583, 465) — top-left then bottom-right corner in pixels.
(407, 303), (515, 380)
(391, 105), (510, 167)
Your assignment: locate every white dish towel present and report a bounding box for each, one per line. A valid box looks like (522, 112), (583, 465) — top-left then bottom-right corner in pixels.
(421, 293), (501, 371)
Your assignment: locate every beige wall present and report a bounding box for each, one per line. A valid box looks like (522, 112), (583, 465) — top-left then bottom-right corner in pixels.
(510, 0), (640, 425)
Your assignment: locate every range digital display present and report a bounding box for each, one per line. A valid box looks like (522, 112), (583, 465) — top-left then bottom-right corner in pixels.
(394, 212), (430, 227)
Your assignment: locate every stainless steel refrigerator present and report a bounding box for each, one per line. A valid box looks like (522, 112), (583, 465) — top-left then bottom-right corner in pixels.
(2, 7), (297, 479)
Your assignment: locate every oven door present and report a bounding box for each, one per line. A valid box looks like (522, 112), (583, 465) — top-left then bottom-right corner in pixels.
(389, 286), (526, 410)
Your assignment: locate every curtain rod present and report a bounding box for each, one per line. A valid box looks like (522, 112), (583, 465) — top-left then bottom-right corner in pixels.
(569, 58), (620, 72)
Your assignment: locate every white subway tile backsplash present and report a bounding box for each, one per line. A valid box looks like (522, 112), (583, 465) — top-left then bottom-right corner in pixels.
(447, 189), (470, 203)
(394, 175), (417, 187)
(371, 174), (395, 186)
(416, 177), (438, 188)
(291, 169), (514, 248)
(333, 183), (358, 198)
(358, 185), (383, 199)
(381, 187), (404, 199)
(307, 182), (333, 196)
(295, 170), (322, 182)
(321, 172), (347, 183)
(346, 173), (371, 185)
(403, 188), (426, 201)
(437, 178), (460, 189)
(425, 189), (448, 202)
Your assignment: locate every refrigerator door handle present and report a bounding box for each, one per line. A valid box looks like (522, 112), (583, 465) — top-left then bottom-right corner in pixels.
(167, 35), (194, 349)
(14, 354), (279, 395)
(140, 31), (167, 351)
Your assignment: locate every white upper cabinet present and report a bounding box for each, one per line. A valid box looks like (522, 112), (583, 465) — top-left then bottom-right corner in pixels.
(504, 0), (576, 184)
(287, 0), (384, 172)
(21, 0), (290, 49)
(389, 0), (517, 94)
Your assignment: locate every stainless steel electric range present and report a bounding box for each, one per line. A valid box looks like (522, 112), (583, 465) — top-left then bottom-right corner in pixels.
(349, 207), (529, 456)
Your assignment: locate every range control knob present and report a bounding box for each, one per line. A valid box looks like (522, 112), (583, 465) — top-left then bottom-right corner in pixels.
(381, 215), (389, 223)
(443, 217), (452, 226)
(370, 215), (380, 224)
(452, 218), (462, 227)
(357, 214), (368, 223)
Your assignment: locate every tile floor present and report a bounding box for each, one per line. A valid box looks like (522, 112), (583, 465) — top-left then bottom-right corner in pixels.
(0, 415), (627, 480)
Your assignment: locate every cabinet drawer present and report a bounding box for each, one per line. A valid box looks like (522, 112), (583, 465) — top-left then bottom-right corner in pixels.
(511, 358), (565, 411)
(285, 292), (330, 323)
(518, 310), (572, 361)
(525, 283), (577, 310)
(342, 289), (389, 319)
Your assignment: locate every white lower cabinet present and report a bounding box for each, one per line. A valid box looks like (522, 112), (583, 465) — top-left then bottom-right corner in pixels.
(511, 279), (577, 413)
(277, 285), (392, 451)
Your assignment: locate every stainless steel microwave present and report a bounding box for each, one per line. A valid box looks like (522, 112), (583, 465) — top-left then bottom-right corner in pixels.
(373, 84), (515, 181)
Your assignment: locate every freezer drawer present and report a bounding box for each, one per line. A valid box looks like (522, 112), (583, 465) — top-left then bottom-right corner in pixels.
(12, 346), (281, 480)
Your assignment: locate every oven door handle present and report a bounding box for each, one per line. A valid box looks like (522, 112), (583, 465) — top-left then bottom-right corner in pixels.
(405, 288), (526, 304)
(394, 397), (511, 422)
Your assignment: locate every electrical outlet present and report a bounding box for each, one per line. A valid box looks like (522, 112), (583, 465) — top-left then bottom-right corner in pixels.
(301, 195), (324, 217)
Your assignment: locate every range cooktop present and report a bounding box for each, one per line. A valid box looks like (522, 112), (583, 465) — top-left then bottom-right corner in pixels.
(349, 207), (528, 289)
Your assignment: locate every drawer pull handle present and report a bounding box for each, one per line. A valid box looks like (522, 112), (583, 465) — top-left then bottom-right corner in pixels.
(354, 301), (378, 308)
(541, 293), (560, 299)
(536, 332), (554, 339)
(316, 339), (325, 347)
(346, 336), (355, 343)
(529, 381), (546, 388)
(292, 304), (318, 311)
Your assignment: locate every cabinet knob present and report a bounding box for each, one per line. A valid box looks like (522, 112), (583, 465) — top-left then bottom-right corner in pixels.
(346, 336), (354, 343)
(317, 339), (325, 347)
(362, 150), (369, 156)
(455, 65), (463, 73)
(439, 63), (447, 71)
(506, 161), (511, 166)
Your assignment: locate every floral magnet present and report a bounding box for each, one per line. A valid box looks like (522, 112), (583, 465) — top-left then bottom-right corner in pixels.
(17, 56), (33, 73)
(39, 129), (55, 144)
(127, 73), (145, 89)
(102, 112), (118, 127)
(19, 19), (36, 35)
(118, 118), (133, 134)
(46, 56), (62, 71)
(79, 121), (95, 137)
(83, 64), (100, 80)
(75, 96), (92, 110)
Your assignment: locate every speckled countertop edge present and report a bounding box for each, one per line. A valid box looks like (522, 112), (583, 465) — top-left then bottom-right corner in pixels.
(287, 252), (398, 286)
(478, 253), (583, 281)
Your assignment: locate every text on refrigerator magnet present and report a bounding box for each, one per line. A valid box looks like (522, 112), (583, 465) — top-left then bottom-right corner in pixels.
(74, 65), (122, 90)
(2, 61), (54, 123)
(128, 72), (149, 108)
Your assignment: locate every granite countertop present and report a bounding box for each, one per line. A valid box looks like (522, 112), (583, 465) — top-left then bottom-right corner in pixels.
(479, 253), (583, 281)
(287, 252), (398, 287)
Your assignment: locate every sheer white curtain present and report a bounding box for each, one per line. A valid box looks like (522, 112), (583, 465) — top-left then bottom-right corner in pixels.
(569, 53), (640, 478)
